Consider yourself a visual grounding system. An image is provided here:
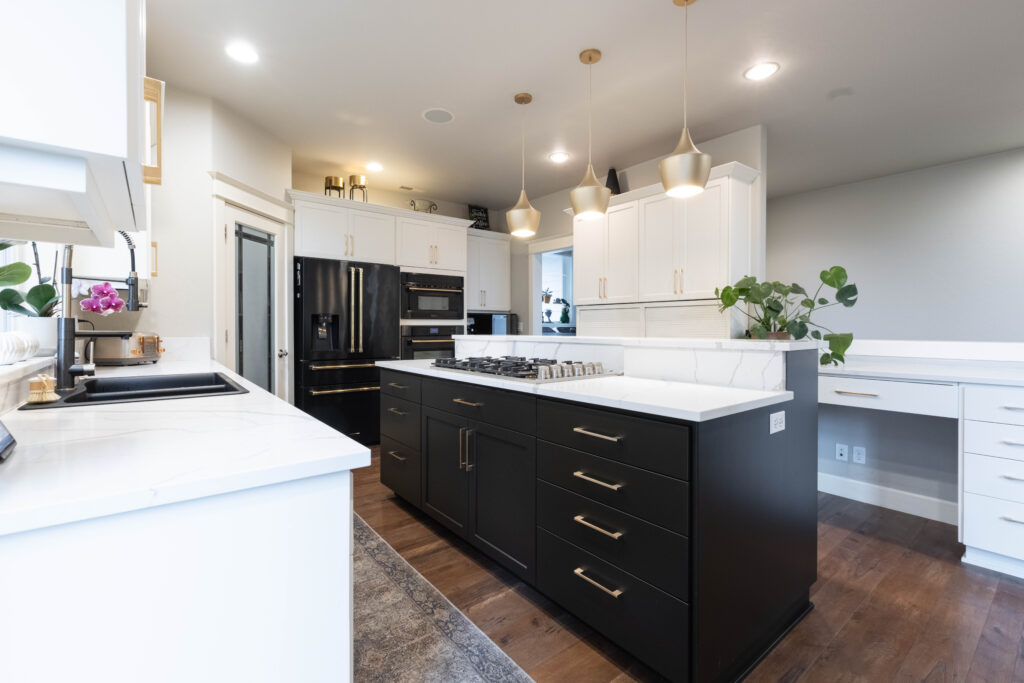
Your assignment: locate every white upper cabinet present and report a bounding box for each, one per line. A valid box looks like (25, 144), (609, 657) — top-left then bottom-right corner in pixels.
(0, 0), (148, 246)
(573, 215), (607, 306)
(347, 209), (396, 265)
(638, 194), (677, 302)
(466, 231), (511, 311)
(295, 203), (348, 259)
(572, 203), (639, 306)
(397, 217), (467, 272)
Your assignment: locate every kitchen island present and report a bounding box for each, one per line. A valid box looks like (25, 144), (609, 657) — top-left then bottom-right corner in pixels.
(377, 340), (819, 683)
(0, 358), (369, 683)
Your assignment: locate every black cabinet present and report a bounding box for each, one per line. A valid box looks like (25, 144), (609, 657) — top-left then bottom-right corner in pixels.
(380, 435), (420, 507)
(421, 406), (470, 534)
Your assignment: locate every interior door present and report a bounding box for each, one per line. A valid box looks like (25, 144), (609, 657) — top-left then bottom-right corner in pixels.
(348, 209), (395, 265)
(422, 407), (470, 535)
(638, 195), (678, 302)
(604, 203), (638, 304)
(682, 179), (726, 299)
(573, 216), (605, 305)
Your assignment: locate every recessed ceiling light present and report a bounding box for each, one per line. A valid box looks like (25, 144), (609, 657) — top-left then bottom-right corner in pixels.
(366, 161), (383, 172)
(744, 62), (779, 81)
(225, 40), (259, 64)
(422, 108), (455, 124)
(548, 151), (570, 164)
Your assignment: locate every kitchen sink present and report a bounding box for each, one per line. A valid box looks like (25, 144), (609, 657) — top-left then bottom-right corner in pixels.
(20, 372), (248, 410)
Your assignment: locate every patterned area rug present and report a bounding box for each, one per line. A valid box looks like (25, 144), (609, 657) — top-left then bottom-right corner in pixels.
(353, 514), (534, 682)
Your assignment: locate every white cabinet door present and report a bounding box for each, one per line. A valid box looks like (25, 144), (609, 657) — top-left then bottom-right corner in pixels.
(348, 209), (395, 265)
(478, 237), (510, 310)
(680, 179), (727, 299)
(603, 203), (638, 304)
(434, 225), (467, 272)
(573, 216), (605, 306)
(397, 218), (435, 269)
(296, 204), (348, 259)
(465, 236), (483, 309)
(638, 195), (678, 302)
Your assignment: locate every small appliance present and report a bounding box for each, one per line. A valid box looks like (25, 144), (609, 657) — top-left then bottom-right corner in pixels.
(401, 272), (464, 319)
(467, 312), (518, 335)
(401, 325), (463, 360)
(90, 332), (164, 366)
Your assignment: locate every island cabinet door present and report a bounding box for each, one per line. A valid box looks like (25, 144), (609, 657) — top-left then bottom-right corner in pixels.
(421, 407), (471, 536)
(466, 421), (537, 583)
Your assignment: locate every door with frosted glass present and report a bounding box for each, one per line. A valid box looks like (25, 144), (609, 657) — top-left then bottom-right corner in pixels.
(236, 224), (274, 392)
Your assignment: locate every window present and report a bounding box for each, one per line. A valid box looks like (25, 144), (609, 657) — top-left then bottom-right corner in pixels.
(539, 248), (574, 336)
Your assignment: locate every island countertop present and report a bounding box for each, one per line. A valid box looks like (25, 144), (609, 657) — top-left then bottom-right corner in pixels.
(0, 359), (370, 537)
(377, 359), (793, 422)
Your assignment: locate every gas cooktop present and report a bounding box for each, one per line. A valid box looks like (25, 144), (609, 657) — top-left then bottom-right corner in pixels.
(431, 356), (620, 383)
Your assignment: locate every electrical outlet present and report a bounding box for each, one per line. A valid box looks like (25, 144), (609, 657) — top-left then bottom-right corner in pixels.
(853, 446), (866, 464)
(835, 443), (849, 462)
(769, 411), (786, 434)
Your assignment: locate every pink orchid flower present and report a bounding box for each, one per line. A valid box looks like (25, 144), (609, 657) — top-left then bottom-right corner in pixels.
(79, 282), (126, 316)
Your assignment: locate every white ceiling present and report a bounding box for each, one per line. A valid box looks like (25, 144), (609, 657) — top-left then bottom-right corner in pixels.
(147, 0), (1024, 207)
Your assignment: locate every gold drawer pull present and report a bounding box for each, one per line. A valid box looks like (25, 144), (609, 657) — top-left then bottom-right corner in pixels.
(409, 339), (454, 344)
(453, 398), (482, 408)
(573, 426), (622, 443)
(1000, 515), (1024, 526)
(312, 363), (376, 371)
(407, 287), (463, 293)
(999, 474), (1024, 482)
(310, 386), (380, 396)
(387, 382), (408, 390)
(572, 470), (624, 491)
(573, 515), (623, 540)
(387, 450), (407, 462)
(1001, 440), (1024, 447)
(387, 407), (408, 416)
(834, 390), (879, 398)
(573, 568), (623, 598)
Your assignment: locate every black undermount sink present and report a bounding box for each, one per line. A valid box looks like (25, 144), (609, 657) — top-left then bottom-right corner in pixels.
(21, 372), (248, 410)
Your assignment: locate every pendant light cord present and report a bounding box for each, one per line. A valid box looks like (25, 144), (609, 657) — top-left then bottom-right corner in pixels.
(587, 63), (593, 165)
(683, 1), (689, 130)
(520, 107), (526, 191)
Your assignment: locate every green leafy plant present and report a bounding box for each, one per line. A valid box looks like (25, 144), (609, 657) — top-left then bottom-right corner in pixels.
(715, 266), (858, 366)
(0, 242), (60, 317)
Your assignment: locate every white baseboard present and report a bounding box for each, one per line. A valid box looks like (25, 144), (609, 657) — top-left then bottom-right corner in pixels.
(963, 547), (1024, 581)
(817, 472), (958, 525)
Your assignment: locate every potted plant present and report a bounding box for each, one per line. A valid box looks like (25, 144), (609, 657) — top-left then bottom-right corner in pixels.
(541, 288), (553, 304)
(715, 266), (858, 366)
(558, 298), (571, 324)
(0, 243), (61, 356)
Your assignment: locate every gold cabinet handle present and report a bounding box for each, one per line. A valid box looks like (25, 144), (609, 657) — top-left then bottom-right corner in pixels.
(572, 470), (624, 491)
(999, 474), (1024, 482)
(349, 266), (356, 353)
(407, 287), (464, 293)
(458, 426), (465, 470)
(573, 515), (623, 540)
(453, 398), (482, 408)
(310, 386), (379, 396)
(387, 450), (407, 462)
(409, 339), (454, 344)
(142, 77), (164, 184)
(387, 382), (408, 390)
(673, 269), (678, 295)
(833, 390), (879, 398)
(151, 241), (159, 277)
(573, 426), (622, 443)
(1000, 515), (1024, 526)
(573, 568), (623, 598)
(1001, 440), (1024, 447)
(387, 407), (408, 416)
(678, 268), (683, 294)
(312, 363), (376, 371)
(358, 267), (364, 353)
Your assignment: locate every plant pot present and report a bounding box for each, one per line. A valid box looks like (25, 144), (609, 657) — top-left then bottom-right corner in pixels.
(765, 331), (793, 340)
(13, 316), (59, 357)
(542, 295), (552, 303)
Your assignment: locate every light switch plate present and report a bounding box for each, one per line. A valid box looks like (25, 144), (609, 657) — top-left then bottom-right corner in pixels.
(836, 443), (849, 461)
(770, 411), (785, 434)
(853, 446), (866, 464)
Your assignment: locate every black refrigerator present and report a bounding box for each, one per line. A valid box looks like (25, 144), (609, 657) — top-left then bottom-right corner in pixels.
(294, 257), (399, 445)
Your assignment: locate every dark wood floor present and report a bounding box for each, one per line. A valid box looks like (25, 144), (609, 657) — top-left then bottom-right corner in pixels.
(354, 449), (1024, 682)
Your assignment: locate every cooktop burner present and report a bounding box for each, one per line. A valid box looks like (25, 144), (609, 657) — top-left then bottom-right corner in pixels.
(431, 356), (618, 382)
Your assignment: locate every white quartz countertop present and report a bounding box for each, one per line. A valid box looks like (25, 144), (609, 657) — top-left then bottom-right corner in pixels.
(377, 360), (793, 422)
(820, 355), (1024, 386)
(452, 334), (819, 352)
(0, 360), (370, 537)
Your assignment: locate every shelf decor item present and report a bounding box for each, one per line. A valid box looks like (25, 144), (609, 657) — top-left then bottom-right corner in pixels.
(715, 266), (858, 365)
(348, 175), (368, 202)
(79, 282), (126, 316)
(605, 167), (621, 195)
(324, 175), (344, 197)
(468, 204), (490, 230)
(542, 288), (553, 303)
(410, 199), (439, 214)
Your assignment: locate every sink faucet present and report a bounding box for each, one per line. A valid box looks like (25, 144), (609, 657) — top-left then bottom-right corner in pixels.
(55, 232), (143, 391)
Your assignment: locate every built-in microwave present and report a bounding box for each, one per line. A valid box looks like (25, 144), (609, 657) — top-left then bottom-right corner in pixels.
(401, 272), (464, 319)
(400, 325), (463, 360)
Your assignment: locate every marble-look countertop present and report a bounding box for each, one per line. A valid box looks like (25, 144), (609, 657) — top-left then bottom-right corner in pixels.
(0, 360), (370, 537)
(820, 355), (1024, 387)
(452, 334), (818, 352)
(377, 360), (793, 422)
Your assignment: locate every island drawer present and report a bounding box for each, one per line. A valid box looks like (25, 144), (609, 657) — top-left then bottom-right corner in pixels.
(300, 360), (379, 386)
(538, 481), (689, 601)
(381, 395), (421, 450)
(965, 420), (1024, 463)
(965, 452), (1024, 504)
(537, 529), (688, 682)
(422, 377), (535, 433)
(537, 400), (689, 480)
(380, 436), (420, 507)
(381, 370), (422, 403)
(818, 376), (957, 418)
(963, 493), (1024, 560)
(965, 385), (1024, 427)
(537, 440), (689, 535)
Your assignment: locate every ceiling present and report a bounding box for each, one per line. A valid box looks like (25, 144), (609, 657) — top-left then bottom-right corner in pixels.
(147, 0), (1024, 207)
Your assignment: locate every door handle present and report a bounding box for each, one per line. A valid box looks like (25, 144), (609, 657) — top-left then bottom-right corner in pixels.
(464, 428), (474, 471)
(358, 267), (365, 353)
(345, 234), (350, 256)
(673, 269), (678, 295)
(573, 515), (624, 540)
(277, 349), (289, 358)
(1000, 515), (1024, 525)
(387, 450), (406, 462)
(409, 339), (454, 344)
(310, 386), (380, 396)
(348, 267), (356, 352)
(573, 426), (622, 443)
(458, 426), (465, 470)
(387, 382), (408, 389)
(311, 363), (376, 370)
(573, 568), (623, 598)
(999, 474), (1024, 482)
(572, 470), (624, 491)
(453, 398), (482, 408)
(1001, 440), (1024, 447)
(834, 390), (880, 398)
(407, 287), (464, 293)
(387, 407), (408, 416)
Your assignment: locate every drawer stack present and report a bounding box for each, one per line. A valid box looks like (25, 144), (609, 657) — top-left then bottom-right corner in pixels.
(379, 370), (423, 506)
(963, 385), (1024, 561)
(535, 400), (690, 682)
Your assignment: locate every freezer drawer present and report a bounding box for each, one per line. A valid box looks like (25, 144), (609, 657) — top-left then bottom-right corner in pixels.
(296, 381), (380, 445)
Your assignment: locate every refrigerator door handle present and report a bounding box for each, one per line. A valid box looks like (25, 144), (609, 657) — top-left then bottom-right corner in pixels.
(358, 267), (365, 353)
(349, 267), (356, 353)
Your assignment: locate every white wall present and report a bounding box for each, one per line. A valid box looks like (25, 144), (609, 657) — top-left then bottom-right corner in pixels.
(291, 170), (480, 221)
(767, 147), (1024, 341)
(212, 102), (292, 200)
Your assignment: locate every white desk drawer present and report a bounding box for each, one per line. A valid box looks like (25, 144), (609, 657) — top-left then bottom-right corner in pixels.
(818, 376), (957, 418)
(964, 452), (1024, 504)
(965, 420), (1024, 462)
(964, 385), (1024, 426)
(963, 492), (1024, 560)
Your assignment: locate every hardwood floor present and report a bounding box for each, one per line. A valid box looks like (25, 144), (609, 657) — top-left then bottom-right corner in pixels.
(354, 449), (1024, 682)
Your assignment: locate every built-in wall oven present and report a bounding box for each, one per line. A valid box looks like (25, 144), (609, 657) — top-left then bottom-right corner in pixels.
(401, 272), (464, 319)
(401, 325), (463, 360)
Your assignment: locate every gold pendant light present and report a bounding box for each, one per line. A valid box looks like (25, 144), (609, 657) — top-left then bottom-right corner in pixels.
(659, 0), (711, 198)
(507, 93), (541, 238)
(570, 49), (612, 221)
